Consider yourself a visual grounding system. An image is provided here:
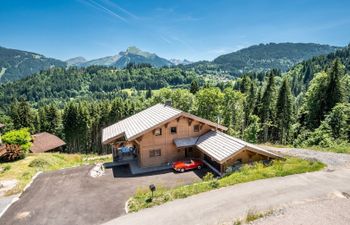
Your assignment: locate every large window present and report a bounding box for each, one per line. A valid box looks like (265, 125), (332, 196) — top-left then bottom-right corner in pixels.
(149, 149), (161, 157)
(154, 128), (162, 136)
(170, 126), (177, 134)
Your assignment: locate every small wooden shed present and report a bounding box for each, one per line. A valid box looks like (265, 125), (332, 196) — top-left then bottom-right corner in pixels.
(30, 132), (66, 153)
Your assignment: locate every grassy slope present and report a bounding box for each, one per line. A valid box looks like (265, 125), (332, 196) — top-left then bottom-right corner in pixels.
(263, 143), (350, 154)
(128, 157), (325, 212)
(0, 153), (112, 195)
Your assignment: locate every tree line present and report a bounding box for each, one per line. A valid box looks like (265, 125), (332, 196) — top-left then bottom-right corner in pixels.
(0, 55), (349, 154)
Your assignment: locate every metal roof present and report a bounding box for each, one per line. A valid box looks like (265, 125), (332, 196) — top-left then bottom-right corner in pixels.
(102, 104), (182, 144)
(174, 136), (199, 148)
(196, 130), (281, 162)
(102, 103), (228, 144)
(0, 123), (5, 128)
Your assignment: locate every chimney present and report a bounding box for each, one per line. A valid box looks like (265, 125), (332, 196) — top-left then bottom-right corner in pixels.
(164, 100), (172, 107)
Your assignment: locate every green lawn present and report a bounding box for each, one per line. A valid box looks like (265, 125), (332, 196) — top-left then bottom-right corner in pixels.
(128, 157), (325, 212)
(0, 153), (112, 195)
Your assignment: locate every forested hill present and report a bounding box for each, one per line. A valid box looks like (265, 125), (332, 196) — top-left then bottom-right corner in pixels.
(0, 65), (200, 107)
(184, 43), (339, 75)
(0, 46), (66, 83)
(288, 44), (350, 96)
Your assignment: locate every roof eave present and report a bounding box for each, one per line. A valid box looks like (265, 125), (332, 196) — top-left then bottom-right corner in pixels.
(102, 132), (126, 145)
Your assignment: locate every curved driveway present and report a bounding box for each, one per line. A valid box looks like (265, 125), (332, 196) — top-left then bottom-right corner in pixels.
(104, 147), (350, 225)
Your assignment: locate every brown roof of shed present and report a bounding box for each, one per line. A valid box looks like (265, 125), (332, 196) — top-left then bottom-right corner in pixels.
(30, 132), (66, 153)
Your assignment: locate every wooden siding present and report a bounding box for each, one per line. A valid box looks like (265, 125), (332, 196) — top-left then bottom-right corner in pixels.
(139, 116), (215, 167)
(221, 148), (269, 172)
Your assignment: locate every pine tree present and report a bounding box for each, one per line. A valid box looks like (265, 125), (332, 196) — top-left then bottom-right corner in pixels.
(303, 63), (313, 85)
(10, 99), (35, 131)
(326, 59), (344, 113)
(244, 82), (256, 126)
(259, 71), (276, 142)
(240, 75), (251, 94)
(145, 88), (152, 99)
(276, 78), (293, 144)
(190, 79), (199, 94)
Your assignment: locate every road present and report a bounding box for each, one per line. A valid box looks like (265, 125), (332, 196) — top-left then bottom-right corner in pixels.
(104, 147), (350, 225)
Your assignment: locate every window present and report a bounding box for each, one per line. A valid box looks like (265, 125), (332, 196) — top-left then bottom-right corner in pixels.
(154, 128), (162, 136)
(193, 125), (200, 132)
(170, 127), (177, 134)
(149, 149), (161, 157)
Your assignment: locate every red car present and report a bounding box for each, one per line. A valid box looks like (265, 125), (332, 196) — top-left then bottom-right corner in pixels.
(172, 159), (204, 172)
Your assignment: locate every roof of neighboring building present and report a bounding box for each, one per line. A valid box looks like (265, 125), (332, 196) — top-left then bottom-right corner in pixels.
(30, 132), (66, 153)
(196, 130), (281, 163)
(102, 103), (227, 144)
(174, 136), (199, 148)
(0, 123), (5, 128)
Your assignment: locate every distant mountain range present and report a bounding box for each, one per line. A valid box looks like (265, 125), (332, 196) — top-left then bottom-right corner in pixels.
(0, 43), (341, 83)
(66, 46), (177, 68)
(185, 43), (340, 75)
(0, 46), (66, 83)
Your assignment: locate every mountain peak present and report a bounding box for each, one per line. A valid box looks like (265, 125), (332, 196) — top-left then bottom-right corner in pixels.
(122, 46), (154, 58)
(126, 46), (141, 54)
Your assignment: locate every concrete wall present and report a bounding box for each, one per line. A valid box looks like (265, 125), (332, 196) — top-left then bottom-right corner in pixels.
(139, 116), (214, 167)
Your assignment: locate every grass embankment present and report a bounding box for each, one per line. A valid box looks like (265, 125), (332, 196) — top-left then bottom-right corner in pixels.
(305, 143), (350, 154)
(128, 157), (325, 212)
(0, 153), (112, 195)
(263, 142), (350, 154)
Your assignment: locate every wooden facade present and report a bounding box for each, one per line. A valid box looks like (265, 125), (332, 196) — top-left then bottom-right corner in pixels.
(105, 104), (281, 175)
(113, 116), (219, 168)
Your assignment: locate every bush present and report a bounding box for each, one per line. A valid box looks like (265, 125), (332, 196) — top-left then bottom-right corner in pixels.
(1, 128), (32, 153)
(29, 158), (51, 168)
(0, 144), (26, 162)
(0, 164), (11, 173)
(208, 180), (219, 188)
(203, 172), (215, 181)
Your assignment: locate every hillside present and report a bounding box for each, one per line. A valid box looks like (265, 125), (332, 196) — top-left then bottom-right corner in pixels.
(69, 46), (173, 68)
(0, 46), (66, 83)
(185, 43), (339, 75)
(0, 66), (200, 107)
(287, 44), (350, 95)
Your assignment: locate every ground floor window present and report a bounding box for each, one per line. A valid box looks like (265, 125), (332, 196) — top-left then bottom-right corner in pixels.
(149, 149), (161, 157)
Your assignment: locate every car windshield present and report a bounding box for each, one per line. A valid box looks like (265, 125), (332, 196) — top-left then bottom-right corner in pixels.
(184, 160), (192, 164)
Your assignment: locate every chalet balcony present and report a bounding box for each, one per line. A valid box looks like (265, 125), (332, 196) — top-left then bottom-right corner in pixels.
(112, 145), (138, 163)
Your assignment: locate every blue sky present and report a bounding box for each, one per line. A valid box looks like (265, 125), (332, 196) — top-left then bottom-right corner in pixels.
(1, 0), (350, 61)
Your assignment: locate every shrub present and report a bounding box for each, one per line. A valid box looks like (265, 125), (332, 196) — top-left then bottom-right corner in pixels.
(203, 172), (214, 181)
(29, 158), (51, 168)
(0, 164), (11, 173)
(1, 128), (32, 153)
(208, 180), (219, 188)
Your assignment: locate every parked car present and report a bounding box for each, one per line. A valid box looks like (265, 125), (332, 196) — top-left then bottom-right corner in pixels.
(172, 159), (204, 172)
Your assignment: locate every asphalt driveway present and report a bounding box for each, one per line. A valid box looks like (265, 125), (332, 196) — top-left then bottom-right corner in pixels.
(0, 165), (210, 225)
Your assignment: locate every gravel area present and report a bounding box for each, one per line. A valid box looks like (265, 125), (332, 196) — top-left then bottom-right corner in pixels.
(0, 165), (210, 225)
(261, 145), (350, 169)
